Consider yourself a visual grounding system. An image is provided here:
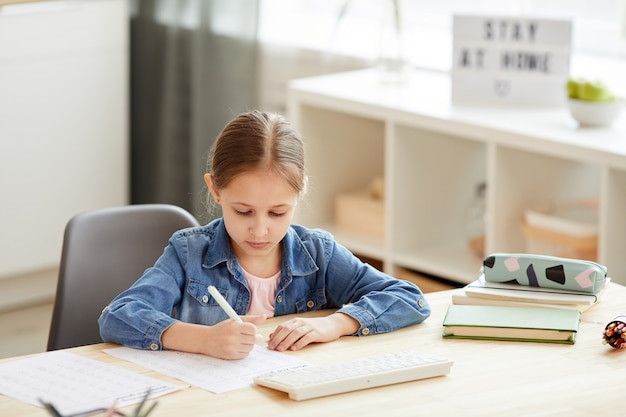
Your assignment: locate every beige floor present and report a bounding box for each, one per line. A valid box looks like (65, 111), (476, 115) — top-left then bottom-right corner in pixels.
(0, 302), (53, 359)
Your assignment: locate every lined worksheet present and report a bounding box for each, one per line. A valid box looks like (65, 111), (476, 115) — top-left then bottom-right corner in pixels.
(104, 345), (311, 393)
(0, 351), (186, 415)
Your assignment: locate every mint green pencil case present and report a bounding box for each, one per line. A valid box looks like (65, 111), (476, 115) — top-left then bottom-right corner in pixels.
(482, 253), (608, 294)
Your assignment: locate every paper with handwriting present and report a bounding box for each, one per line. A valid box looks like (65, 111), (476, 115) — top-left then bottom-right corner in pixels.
(104, 345), (311, 393)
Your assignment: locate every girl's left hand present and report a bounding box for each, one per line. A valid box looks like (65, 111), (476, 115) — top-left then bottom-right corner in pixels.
(267, 313), (359, 351)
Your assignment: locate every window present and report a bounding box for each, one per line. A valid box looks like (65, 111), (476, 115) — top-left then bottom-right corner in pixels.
(259, 0), (626, 92)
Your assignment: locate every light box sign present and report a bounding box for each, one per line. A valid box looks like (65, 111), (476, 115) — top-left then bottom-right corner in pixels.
(452, 15), (572, 106)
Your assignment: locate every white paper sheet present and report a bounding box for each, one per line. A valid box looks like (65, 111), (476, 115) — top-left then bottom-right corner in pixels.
(104, 345), (311, 394)
(0, 351), (187, 416)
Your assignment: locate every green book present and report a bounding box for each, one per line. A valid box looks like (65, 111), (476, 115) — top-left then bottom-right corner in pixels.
(442, 304), (580, 344)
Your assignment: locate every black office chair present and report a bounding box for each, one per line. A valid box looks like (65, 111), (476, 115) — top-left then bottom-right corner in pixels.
(47, 204), (201, 351)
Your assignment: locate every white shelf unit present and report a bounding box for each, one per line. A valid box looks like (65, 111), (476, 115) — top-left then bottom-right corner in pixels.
(287, 69), (626, 285)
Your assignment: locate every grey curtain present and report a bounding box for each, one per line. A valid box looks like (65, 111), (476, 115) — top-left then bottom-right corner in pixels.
(130, 0), (259, 223)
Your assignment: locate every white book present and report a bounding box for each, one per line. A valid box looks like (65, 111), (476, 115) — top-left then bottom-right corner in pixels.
(460, 274), (609, 306)
(451, 289), (595, 313)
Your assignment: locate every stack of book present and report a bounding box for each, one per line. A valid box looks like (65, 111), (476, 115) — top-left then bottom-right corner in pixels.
(442, 274), (610, 344)
(451, 274), (609, 313)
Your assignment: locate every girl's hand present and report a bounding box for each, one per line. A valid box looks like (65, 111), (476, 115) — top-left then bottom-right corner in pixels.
(206, 319), (260, 360)
(161, 314), (266, 360)
(267, 313), (359, 352)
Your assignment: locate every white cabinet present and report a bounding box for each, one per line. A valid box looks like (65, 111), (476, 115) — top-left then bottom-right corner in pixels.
(287, 69), (626, 285)
(0, 0), (128, 277)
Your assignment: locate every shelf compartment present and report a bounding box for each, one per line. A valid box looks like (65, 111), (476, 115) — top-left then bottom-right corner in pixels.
(389, 124), (487, 273)
(490, 145), (601, 254)
(297, 105), (385, 232)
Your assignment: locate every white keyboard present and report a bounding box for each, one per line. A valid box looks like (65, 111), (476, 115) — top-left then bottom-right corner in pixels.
(253, 350), (453, 401)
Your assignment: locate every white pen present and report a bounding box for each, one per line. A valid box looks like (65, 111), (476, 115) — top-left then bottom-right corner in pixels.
(208, 285), (243, 323)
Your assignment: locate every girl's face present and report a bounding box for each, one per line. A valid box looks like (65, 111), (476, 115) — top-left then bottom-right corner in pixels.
(206, 170), (298, 271)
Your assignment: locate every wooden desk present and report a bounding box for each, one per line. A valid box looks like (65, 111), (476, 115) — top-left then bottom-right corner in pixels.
(2, 284), (626, 417)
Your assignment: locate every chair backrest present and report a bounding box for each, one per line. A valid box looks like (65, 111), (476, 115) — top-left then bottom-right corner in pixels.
(47, 204), (201, 351)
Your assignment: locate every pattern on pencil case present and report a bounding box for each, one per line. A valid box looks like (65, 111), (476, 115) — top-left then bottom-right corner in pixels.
(574, 269), (594, 289)
(503, 257), (520, 272)
(483, 256), (496, 269)
(545, 265), (566, 285)
(526, 264), (539, 287)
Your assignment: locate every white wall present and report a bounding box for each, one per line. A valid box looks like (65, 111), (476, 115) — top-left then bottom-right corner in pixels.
(0, 0), (129, 278)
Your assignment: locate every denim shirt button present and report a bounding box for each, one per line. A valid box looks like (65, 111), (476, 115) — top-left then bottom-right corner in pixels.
(362, 327), (370, 335)
(276, 295), (283, 303)
(418, 298), (425, 308)
(202, 295), (209, 304)
(306, 300), (314, 309)
(150, 343), (159, 351)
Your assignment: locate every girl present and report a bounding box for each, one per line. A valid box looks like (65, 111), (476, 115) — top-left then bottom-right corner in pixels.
(98, 110), (431, 360)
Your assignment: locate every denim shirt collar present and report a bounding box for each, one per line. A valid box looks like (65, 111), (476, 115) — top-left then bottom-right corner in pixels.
(202, 219), (319, 278)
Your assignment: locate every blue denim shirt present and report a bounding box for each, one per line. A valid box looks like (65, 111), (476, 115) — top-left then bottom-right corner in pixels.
(98, 219), (431, 350)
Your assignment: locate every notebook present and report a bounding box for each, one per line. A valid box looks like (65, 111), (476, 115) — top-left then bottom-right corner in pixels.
(442, 304), (580, 344)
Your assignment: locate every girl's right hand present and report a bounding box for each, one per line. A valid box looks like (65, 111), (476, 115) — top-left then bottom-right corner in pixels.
(161, 314), (266, 360)
(207, 319), (260, 360)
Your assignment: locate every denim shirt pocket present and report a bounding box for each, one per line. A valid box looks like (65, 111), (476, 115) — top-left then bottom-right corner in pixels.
(181, 278), (234, 325)
(186, 278), (215, 306)
(294, 288), (327, 313)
